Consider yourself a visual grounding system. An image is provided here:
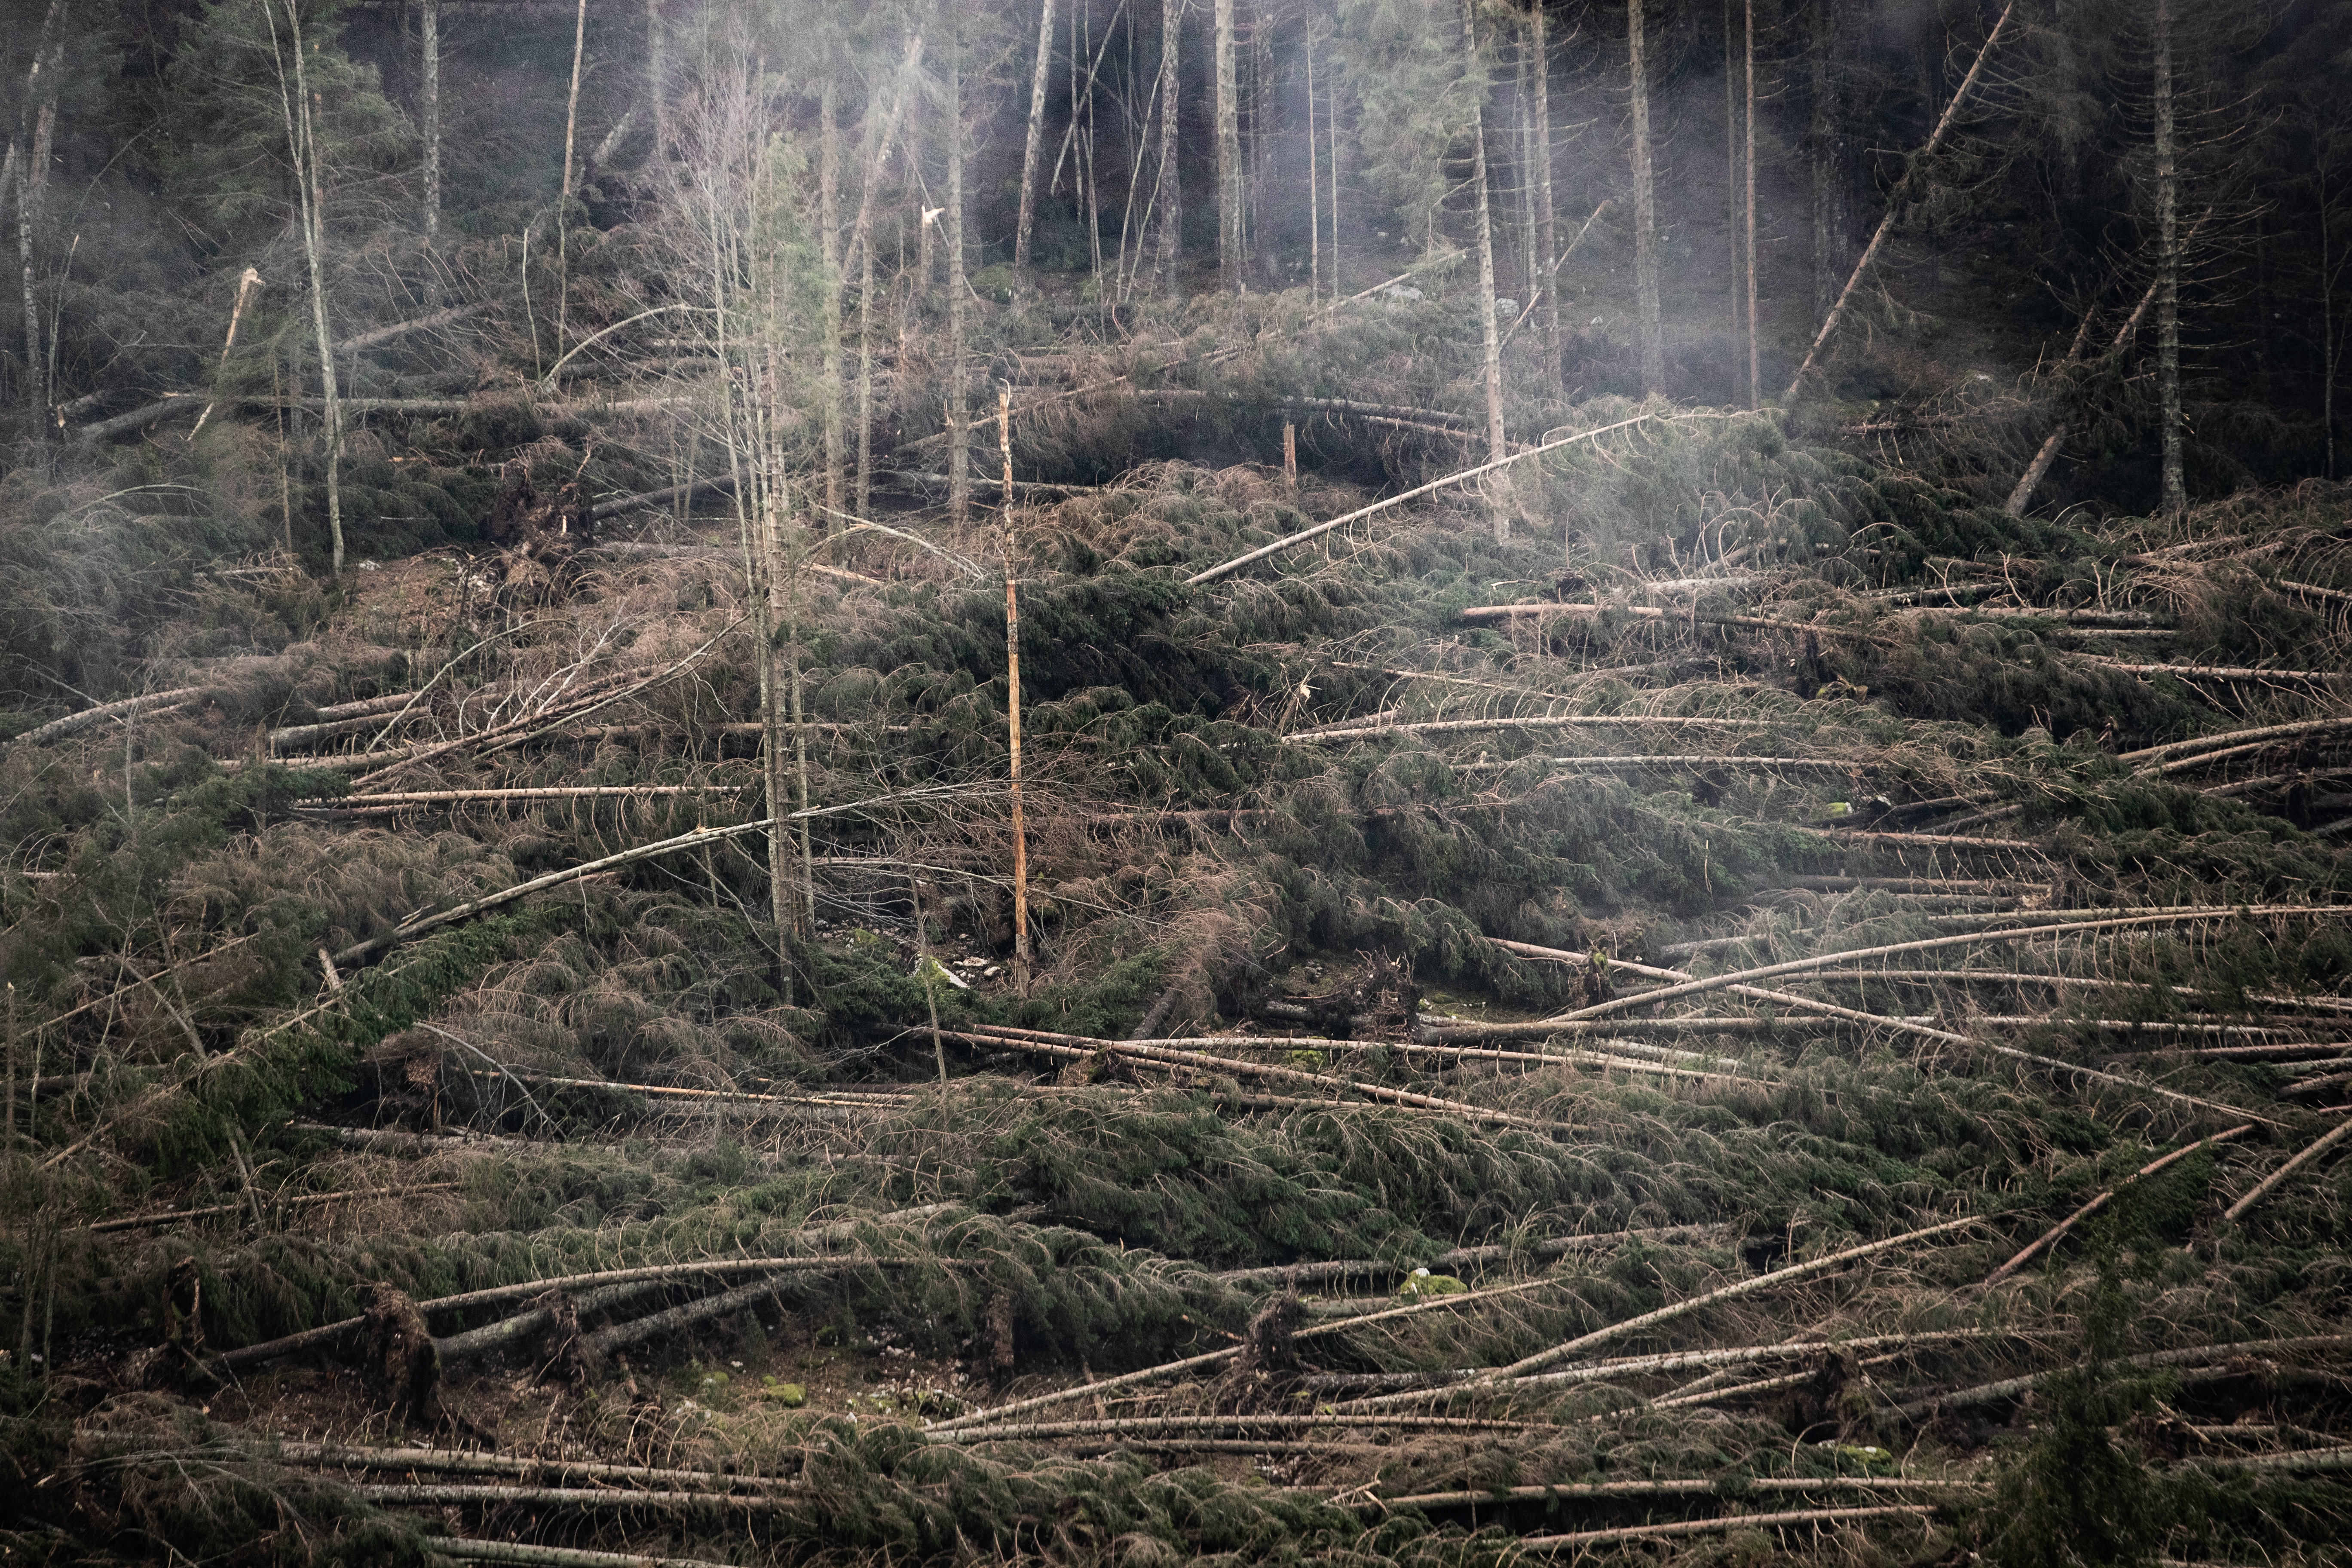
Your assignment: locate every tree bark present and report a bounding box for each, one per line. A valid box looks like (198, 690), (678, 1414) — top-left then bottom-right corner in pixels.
(1013, 0), (1057, 292)
(646, 0), (668, 158)
(946, 29), (970, 528)
(1627, 0), (1664, 396)
(1530, 3), (1559, 387)
(1306, 33), (1319, 303)
(1214, 0), (1241, 290)
(557, 0), (587, 355)
(1000, 386), (1032, 996)
(819, 77), (842, 522)
(2155, 0), (2184, 515)
(275, 0), (345, 576)
(1158, 0), (1181, 299)
(17, 3), (61, 433)
(1464, 1), (1507, 539)
(1745, 0), (1758, 409)
(850, 32), (925, 521)
(1808, 0), (1847, 322)
(421, 0), (439, 242)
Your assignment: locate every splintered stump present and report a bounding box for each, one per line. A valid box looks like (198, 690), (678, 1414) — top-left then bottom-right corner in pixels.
(365, 1283), (444, 1427)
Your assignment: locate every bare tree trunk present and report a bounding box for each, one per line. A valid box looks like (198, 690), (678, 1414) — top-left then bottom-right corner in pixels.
(2006, 263), (2169, 517)
(1725, 0), (1738, 374)
(1214, 0), (1240, 290)
(1783, 1), (2014, 400)
(557, 0), (587, 355)
(1627, 0), (1664, 396)
(1327, 64), (1340, 298)
(999, 387), (1031, 997)
(647, 0), (668, 158)
(2155, 0), (2184, 516)
(1530, 2), (1558, 387)
(1808, 0), (1847, 321)
(421, 0), (439, 242)
(1306, 32), (1318, 303)
(819, 79), (843, 522)
(1745, 0), (1758, 410)
(851, 32), (926, 521)
(1158, 0), (1181, 299)
(947, 30), (971, 529)
(1464, 0), (1507, 537)
(273, 0), (344, 576)
(16, 4), (61, 435)
(1014, 0), (1057, 294)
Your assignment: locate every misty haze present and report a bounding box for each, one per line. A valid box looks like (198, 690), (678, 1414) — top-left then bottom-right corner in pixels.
(1, 2), (2350, 1565)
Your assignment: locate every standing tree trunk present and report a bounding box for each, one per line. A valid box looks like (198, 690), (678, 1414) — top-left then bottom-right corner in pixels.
(1465, 0), (1507, 537)
(819, 77), (843, 522)
(1158, 0), (1181, 299)
(1530, 1), (1559, 388)
(1725, 0), (1739, 376)
(1745, 0), (1758, 410)
(1627, 0), (1665, 397)
(647, 0), (669, 159)
(999, 386), (1031, 997)
(1013, 0), (1057, 294)
(850, 31), (925, 521)
(272, 0), (344, 576)
(16, 3), (61, 434)
(947, 29), (971, 529)
(1213, 0), (1241, 290)
(1328, 64), (1341, 298)
(1306, 31), (1319, 303)
(2326, 165), (2340, 482)
(556, 0), (587, 357)
(1808, 0), (1848, 322)
(421, 0), (439, 242)
(2154, 0), (2184, 516)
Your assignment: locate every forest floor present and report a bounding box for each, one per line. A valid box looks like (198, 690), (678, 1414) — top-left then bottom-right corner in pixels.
(9, 373), (2352, 1568)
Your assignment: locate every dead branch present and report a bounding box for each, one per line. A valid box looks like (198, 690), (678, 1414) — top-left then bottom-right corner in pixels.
(11, 686), (204, 746)
(87, 1182), (461, 1233)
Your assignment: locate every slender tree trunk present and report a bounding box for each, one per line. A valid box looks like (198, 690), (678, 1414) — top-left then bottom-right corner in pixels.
(421, 0), (439, 242)
(1745, 0), (1758, 410)
(557, 0), (587, 356)
(17, 9), (60, 435)
(1306, 33), (1318, 303)
(850, 32), (925, 521)
(1725, 0), (1739, 375)
(647, 0), (668, 159)
(819, 79), (843, 522)
(1808, 0), (1847, 321)
(999, 387), (1031, 996)
(1214, 0), (1241, 290)
(275, 1), (344, 576)
(1158, 0), (1181, 298)
(1014, 0), (1057, 293)
(1627, 0), (1664, 396)
(1328, 65), (1340, 298)
(1465, 1), (1507, 537)
(2155, 0), (2184, 516)
(947, 30), (970, 529)
(1530, 2), (1559, 387)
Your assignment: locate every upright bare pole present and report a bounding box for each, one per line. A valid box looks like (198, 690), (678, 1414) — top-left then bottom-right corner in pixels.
(1530, 2), (1559, 386)
(557, 0), (587, 355)
(999, 386), (1032, 997)
(2155, 0), (2184, 515)
(1158, 0), (1181, 299)
(1013, 0), (1057, 293)
(1214, 0), (1241, 289)
(421, 0), (440, 242)
(1744, 0), (1758, 409)
(1627, 0), (1664, 395)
